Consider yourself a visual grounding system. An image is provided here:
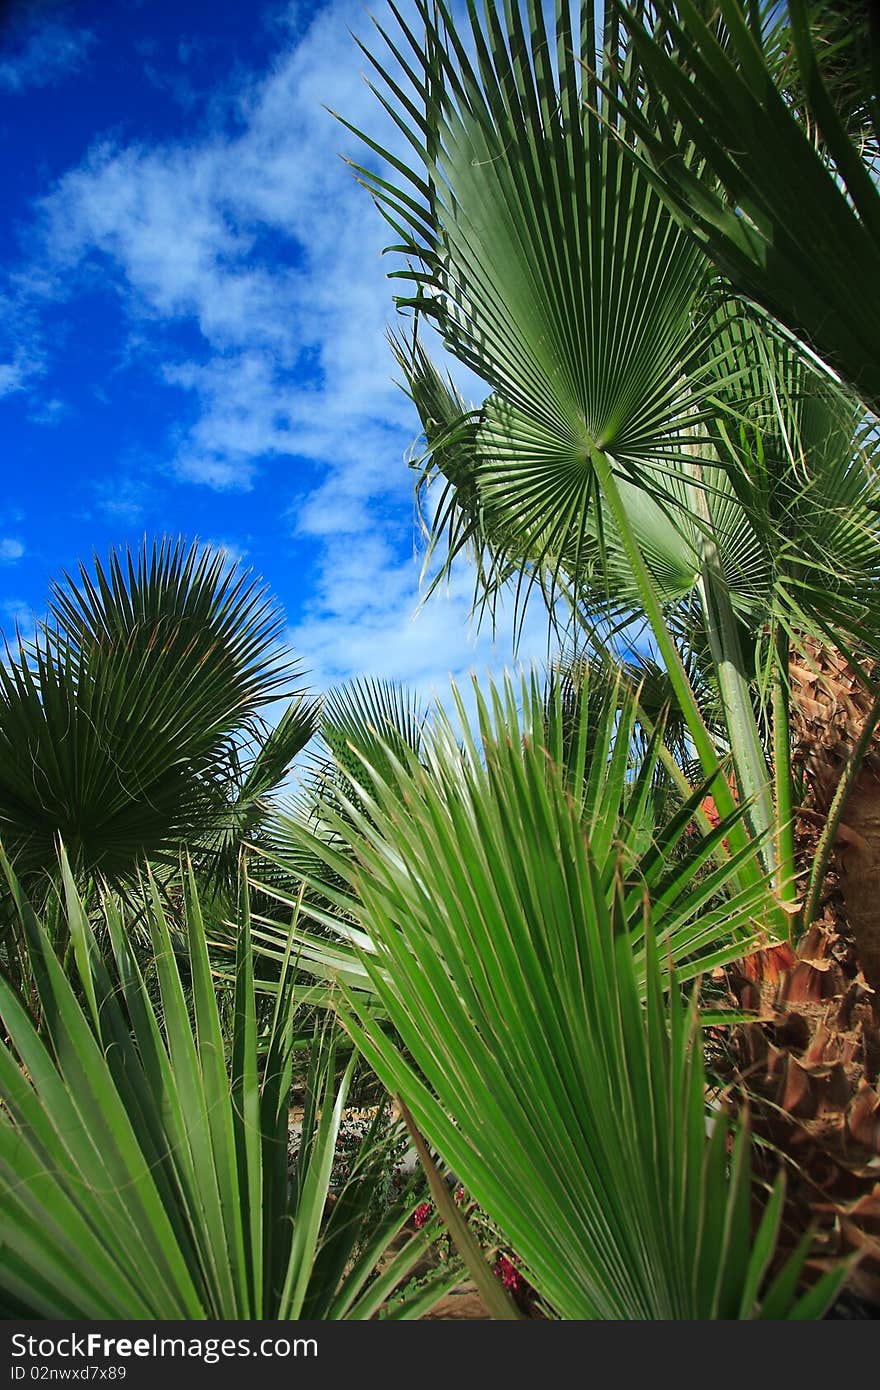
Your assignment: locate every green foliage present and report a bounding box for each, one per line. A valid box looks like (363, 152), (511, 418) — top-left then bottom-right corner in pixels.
(1, 0), (871, 1327)
(351, 0), (880, 923)
(251, 667), (773, 1004)
(617, 0), (880, 413)
(0, 852), (451, 1319)
(347, 0), (713, 605)
(277, 675), (850, 1319)
(0, 538), (317, 892)
(317, 676), (426, 814)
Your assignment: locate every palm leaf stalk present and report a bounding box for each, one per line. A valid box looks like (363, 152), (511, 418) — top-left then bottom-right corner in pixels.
(771, 618), (799, 910)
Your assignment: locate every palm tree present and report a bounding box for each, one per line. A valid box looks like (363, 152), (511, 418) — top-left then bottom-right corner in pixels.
(604, 1), (880, 1301)
(611, 0), (880, 985)
(339, 0), (880, 1302)
(0, 538), (317, 984)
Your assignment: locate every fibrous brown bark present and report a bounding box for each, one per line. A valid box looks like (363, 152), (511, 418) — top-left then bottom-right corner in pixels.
(790, 639), (880, 995)
(720, 638), (880, 1308)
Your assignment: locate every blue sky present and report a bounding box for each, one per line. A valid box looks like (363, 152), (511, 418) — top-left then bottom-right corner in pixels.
(0, 0), (554, 709)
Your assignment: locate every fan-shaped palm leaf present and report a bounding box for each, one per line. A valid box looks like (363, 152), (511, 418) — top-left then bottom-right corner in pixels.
(346, 2), (796, 900)
(349, 0), (720, 572)
(261, 673), (848, 1318)
(0, 538), (312, 890)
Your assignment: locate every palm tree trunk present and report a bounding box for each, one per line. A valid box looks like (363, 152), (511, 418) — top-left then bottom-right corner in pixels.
(791, 638), (880, 994)
(722, 636), (880, 1307)
(656, 632), (880, 1305)
(837, 769), (880, 996)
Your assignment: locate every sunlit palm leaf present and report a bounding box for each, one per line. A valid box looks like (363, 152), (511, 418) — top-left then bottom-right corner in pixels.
(346, 0), (722, 596)
(251, 671), (775, 1014)
(261, 674), (847, 1318)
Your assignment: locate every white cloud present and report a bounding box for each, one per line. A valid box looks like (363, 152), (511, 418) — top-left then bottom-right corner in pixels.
(27, 395), (66, 425)
(0, 361), (26, 397)
(89, 474), (151, 524)
(33, 0), (416, 496)
(287, 531), (556, 713)
(0, 538), (25, 563)
(0, 597), (38, 652)
(0, 292), (47, 398)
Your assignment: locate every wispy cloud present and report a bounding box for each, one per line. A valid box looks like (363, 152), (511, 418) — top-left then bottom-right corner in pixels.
(0, 291), (46, 399)
(0, 538), (25, 563)
(0, 360), (27, 397)
(32, 0), (415, 497)
(89, 474), (151, 525)
(0, 596), (38, 649)
(0, 8), (95, 93)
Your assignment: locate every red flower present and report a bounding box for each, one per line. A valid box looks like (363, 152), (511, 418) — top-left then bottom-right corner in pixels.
(454, 1186), (467, 1205)
(494, 1253), (522, 1292)
(413, 1202), (432, 1229)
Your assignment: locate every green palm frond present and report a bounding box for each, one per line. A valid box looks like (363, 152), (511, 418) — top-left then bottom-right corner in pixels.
(193, 694), (321, 897)
(353, 3), (880, 906)
(257, 672), (847, 1319)
(250, 670), (776, 1013)
(305, 676), (428, 842)
(0, 852), (449, 1320)
(221, 678), (429, 1001)
(703, 304), (880, 658)
(50, 537), (293, 717)
(615, 0), (880, 413)
(0, 538), (311, 890)
(346, 0), (723, 599)
(391, 330), (529, 620)
(319, 677), (426, 793)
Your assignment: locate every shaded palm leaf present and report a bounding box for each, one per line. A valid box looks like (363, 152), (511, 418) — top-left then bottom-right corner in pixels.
(616, 0), (880, 413)
(195, 694), (321, 896)
(319, 676), (426, 805)
(0, 538), (308, 889)
(0, 852), (450, 1319)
